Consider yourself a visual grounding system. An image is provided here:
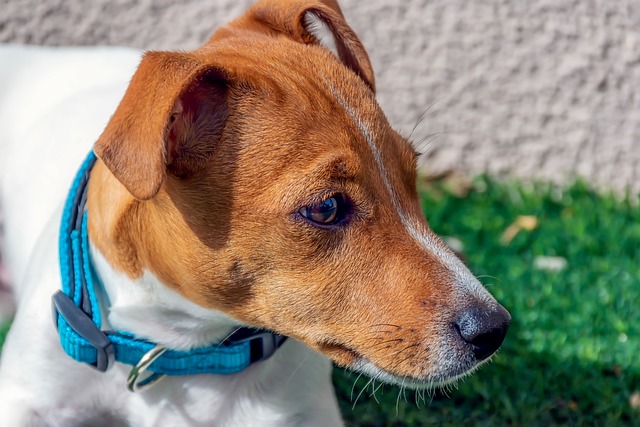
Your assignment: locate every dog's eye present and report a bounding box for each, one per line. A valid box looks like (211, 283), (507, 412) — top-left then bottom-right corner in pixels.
(299, 195), (345, 225)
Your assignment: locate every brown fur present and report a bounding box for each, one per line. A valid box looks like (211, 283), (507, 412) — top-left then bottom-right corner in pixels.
(89, 0), (475, 380)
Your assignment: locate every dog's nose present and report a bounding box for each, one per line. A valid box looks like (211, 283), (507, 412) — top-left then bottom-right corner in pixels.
(454, 304), (511, 361)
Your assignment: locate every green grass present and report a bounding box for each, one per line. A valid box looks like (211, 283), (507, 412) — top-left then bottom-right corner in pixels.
(0, 321), (9, 353)
(1, 177), (639, 425)
(333, 177), (640, 426)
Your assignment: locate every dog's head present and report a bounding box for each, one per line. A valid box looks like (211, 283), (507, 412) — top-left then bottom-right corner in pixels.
(91, 0), (510, 388)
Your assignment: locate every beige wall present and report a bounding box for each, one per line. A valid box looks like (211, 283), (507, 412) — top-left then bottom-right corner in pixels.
(2, 0), (638, 193)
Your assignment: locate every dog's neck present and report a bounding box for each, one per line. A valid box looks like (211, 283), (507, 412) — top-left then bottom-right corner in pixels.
(90, 247), (241, 350)
(89, 245), (342, 426)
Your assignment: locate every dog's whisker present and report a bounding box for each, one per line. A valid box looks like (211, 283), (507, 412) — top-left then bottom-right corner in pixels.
(395, 378), (406, 416)
(384, 344), (422, 374)
(282, 352), (312, 389)
(476, 274), (502, 283)
(407, 110), (429, 140)
(418, 388), (426, 407)
(387, 343), (420, 359)
(413, 131), (445, 155)
(406, 97), (447, 140)
(368, 323), (402, 329)
(216, 326), (244, 347)
(440, 384), (451, 399)
(368, 379), (381, 404)
(387, 357), (419, 379)
(352, 377), (373, 410)
(350, 371), (364, 401)
(370, 379), (384, 404)
(370, 338), (404, 348)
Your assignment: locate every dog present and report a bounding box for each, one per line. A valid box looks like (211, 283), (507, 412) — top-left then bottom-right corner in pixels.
(0, 0), (510, 425)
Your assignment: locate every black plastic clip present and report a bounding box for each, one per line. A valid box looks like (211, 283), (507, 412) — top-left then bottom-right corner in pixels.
(52, 290), (114, 372)
(227, 329), (288, 363)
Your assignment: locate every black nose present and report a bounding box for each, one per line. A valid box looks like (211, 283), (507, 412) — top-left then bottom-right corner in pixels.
(454, 304), (511, 361)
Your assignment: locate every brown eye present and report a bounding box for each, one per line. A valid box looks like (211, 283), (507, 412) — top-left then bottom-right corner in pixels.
(299, 196), (341, 225)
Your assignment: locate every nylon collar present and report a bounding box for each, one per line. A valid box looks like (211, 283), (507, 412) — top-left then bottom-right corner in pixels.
(52, 152), (286, 377)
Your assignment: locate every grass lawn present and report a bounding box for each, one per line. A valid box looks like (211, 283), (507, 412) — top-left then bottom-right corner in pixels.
(1, 177), (639, 425)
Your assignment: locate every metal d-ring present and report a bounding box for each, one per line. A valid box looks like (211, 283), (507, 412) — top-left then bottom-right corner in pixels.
(127, 345), (167, 392)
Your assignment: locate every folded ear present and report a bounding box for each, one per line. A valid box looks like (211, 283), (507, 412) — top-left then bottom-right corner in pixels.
(300, 0), (375, 92)
(94, 51), (229, 200)
(213, 0), (375, 92)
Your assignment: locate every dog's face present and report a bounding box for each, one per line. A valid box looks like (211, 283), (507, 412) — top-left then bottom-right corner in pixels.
(91, 0), (510, 388)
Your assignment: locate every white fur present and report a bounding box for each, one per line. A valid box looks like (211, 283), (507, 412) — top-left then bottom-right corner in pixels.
(304, 12), (340, 59)
(0, 46), (342, 426)
(91, 249), (242, 350)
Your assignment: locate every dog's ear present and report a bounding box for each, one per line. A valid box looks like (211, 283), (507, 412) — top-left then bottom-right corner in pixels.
(215, 0), (375, 92)
(94, 51), (229, 200)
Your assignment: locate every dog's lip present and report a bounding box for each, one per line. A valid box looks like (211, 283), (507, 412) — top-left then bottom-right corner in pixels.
(349, 356), (483, 390)
(324, 341), (487, 390)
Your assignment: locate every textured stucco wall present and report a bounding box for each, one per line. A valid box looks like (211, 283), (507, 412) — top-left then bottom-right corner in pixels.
(1, 0), (638, 193)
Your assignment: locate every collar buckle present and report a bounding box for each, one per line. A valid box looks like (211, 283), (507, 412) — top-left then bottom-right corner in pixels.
(227, 330), (287, 363)
(52, 290), (114, 372)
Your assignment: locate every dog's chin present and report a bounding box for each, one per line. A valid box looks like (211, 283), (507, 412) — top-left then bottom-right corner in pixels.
(319, 342), (489, 391)
(347, 357), (485, 390)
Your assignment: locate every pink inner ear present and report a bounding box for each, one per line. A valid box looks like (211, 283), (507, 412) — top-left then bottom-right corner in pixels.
(167, 69), (230, 178)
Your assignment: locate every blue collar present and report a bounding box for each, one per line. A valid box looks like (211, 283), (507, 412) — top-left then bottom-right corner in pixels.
(52, 152), (286, 388)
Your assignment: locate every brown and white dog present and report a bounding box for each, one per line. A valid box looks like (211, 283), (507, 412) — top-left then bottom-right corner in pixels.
(0, 0), (510, 425)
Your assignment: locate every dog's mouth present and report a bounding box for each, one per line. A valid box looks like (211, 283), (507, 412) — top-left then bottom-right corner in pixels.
(316, 340), (485, 390)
